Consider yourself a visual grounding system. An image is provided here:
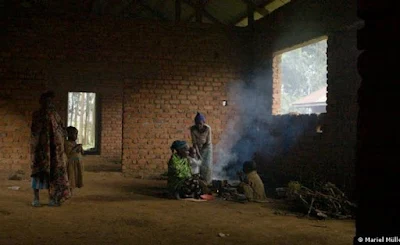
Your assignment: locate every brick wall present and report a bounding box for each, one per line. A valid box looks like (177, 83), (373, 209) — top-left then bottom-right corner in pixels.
(0, 97), (30, 172)
(271, 55), (281, 115)
(0, 69), (47, 173)
(122, 24), (246, 177)
(0, 17), (247, 175)
(252, 0), (361, 194)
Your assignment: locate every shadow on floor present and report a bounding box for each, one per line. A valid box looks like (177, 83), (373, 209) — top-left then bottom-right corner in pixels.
(74, 193), (161, 202)
(84, 163), (121, 173)
(119, 185), (171, 199)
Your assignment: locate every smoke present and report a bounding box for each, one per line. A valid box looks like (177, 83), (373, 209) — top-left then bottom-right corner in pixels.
(213, 71), (276, 180)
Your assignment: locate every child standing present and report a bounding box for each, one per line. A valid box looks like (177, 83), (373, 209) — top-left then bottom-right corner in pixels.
(188, 147), (202, 178)
(188, 146), (211, 195)
(65, 126), (84, 196)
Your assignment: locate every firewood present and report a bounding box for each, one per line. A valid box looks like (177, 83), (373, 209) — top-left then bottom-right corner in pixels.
(285, 181), (356, 219)
(307, 197), (315, 216)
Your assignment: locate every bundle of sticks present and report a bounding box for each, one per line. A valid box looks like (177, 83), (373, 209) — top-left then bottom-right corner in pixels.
(286, 181), (357, 219)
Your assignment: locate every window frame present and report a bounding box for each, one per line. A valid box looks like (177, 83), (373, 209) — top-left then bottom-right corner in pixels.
(66, 91), (101, 155)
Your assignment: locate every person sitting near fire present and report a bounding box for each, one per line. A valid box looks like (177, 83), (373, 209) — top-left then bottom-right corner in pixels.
(168, 140), (202, 199)
(237, 160), (267, 202)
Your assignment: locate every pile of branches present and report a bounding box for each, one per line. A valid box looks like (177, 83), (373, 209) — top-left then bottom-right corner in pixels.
(286, 181), (356, 219)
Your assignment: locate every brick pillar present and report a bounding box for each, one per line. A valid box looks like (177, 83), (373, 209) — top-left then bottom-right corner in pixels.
(272, 55), (282, 115)
(355, 0), (400, 243)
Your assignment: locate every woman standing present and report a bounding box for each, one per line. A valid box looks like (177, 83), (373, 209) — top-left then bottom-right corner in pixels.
(190, 112), (213, 184)
(30, 91), (70, 207)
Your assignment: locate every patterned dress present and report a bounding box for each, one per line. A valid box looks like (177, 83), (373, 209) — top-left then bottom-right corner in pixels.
(168, 154), (202, 198)
(65, 141), (84, 189)
(30, 105), (70, 203)
(190, 124), (213, 184)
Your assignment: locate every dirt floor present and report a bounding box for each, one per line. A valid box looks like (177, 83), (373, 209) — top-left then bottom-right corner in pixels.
(0, 157), (355, 245)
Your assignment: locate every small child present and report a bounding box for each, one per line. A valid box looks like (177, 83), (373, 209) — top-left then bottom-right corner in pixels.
(238, 160), (267, 202)
(65, 126), (84, 196)
(188, 147), (202, 177)
(188, 147), (211, 194)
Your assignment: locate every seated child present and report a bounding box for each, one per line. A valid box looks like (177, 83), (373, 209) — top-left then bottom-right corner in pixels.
(65, 126), (84, 196)
(238, 161), (267, 202)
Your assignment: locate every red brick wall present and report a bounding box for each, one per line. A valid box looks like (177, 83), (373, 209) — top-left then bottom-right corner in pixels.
(0, 70), (47, 173)
(0, 97), (30, 172)
(252, 0), (361, 193)
(50, 77), (123, 162)
(0, 17), (247, 175)
(122, 25), (245, 177)
(271, 55), (281, 115)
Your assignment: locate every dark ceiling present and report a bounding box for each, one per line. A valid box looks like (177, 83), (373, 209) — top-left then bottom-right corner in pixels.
(1, 0), (291, 26)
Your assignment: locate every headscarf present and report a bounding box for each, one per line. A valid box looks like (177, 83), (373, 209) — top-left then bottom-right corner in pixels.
(170, 140), (187, 152)
(243, 160), (257, 173)
(40, 91), (55, 102)
(194, 112), (206, 124)
(39, 91), (56, 111)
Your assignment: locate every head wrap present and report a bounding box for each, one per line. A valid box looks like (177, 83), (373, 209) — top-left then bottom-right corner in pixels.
(243, 160), (257, 173)
(194, 112), (206, 124)
(170, 140), (187, 152)
(39, 91), (56, 110)
(39, 91), (55, 103)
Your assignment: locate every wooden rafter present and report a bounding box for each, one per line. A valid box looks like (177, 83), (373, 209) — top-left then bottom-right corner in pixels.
(247, 2), (255, 28)
(181, 0), (224, 25)
(232, 0), (276, 25)
(195, 0), (203, 22)
(119, 0), (139, 17)
(175, 0), (181, 21)
(157, 0), (168, 10)
(138, 0), (168, 20)
(186, 12), (196, 22)
(240, 0), (269, 16)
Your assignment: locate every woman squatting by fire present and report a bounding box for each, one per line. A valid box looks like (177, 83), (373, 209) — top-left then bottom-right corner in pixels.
(167, 112), (212, 200)
(167, 112), (266, 201)
(167, 140), (207, 199)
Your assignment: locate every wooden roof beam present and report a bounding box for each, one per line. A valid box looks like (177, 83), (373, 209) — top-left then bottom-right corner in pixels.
(186, 12), (196, 22)
(182, 0), (225, 25)
(138, 0), (168, 21)
(232, 0), (279, 26)
(175, 0), (181, 21)
(240, 0), (270, 16)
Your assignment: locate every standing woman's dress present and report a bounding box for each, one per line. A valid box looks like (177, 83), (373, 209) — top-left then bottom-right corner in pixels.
(190, 123), (213, 184)
(30, 105), (70, 203)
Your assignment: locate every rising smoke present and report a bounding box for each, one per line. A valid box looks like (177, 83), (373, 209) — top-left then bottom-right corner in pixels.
(213, 71), (277, 180)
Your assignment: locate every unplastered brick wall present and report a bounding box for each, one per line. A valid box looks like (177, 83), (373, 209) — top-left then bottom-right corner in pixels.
(0, 97), (30, 172)
(271, 55), (281, 115)
(252, 0), (360, 194)
(0, 17), (248, 175)
(324, 29), (361, 192)
(51, 76), (123, 163)
(254, 114), (323, 186)
(122, 25), (247, 177)
(0, 69), (48, 173)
